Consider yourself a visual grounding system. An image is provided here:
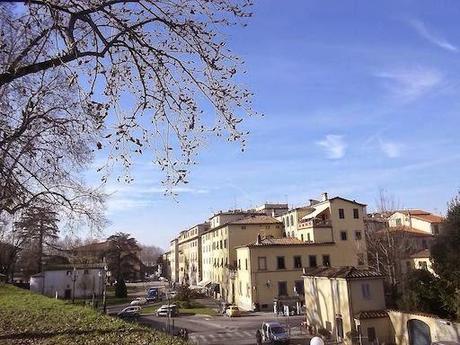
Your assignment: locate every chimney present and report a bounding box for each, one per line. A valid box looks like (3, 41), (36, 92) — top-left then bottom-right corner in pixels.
(256, 233), (261, 245)
(321, 192), (328, 202)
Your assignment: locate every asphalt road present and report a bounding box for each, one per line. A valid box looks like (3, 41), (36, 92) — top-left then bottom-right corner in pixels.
(140, 312), (311, 345)
(110, 282), (311, 345)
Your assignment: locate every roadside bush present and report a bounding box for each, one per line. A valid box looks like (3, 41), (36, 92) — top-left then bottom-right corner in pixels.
(318, 328), (331, 339)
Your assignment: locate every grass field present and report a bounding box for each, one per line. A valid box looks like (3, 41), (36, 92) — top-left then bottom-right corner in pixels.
(0, 284), (187, 345)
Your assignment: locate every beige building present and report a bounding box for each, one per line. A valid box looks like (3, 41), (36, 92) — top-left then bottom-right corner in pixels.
(177, 222), (209, 285)
(235, 235), (365, 311)
(200, 213), (284, 302)
(277, 194), (368, 266)
(168, 238), (179, 283)
(388, 210), (443, 236)
(303, 266), (394, 345)
(402, 249), (436, 276)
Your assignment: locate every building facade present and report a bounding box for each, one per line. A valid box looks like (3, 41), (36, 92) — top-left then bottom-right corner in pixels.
(201, 213), (284, 302)
(30, 264), (105, 299)
(302, 266), (393, 345)
(177, 222), (209, 285)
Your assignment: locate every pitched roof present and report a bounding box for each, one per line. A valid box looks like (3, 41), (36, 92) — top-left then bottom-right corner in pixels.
(395, 209), (430, 215)
(230, 215), (282, 225)
(379, 226), (434, 237)
(411, 249), (431, 259)
(354, 310), (388, 320)
(411, 213), (443, 223)
(241, 236), (335, 248)
(302, 266), (383, 279)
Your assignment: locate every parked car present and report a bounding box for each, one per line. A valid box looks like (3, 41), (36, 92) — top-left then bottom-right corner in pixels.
(225, 305), (241, 317)
(117, 306), (141, 319)
(260, 321), (290, 344)
(146, 287), (159, 302)
(130, 297), (147, 306)
(156, 304), (178, 317)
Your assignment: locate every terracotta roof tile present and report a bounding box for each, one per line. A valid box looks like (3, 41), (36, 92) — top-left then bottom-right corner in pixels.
(354, 310), (388, 319)
(230, 215), (282, 225)
(412, 214), (443, 223)
(241, 236), (335, 248)
(302, 266), (383, 279)
(379, 226), (434, 237)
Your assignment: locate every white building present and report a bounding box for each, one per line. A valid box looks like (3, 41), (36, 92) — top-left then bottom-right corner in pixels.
(30, 264), (106, 299)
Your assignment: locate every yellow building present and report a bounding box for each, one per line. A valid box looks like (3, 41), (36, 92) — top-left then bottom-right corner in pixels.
(303, 266), (394, 345)
(278, 194), (368, 266)
(177, 223), (209, 285)
(200, 213), (284, 302)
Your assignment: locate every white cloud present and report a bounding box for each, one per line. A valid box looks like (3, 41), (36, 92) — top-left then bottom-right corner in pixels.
(317, 135), (347, 159)
(379, 140), (403, 158)
(375, 67), (443, 102)
(408, 19), (457, 52)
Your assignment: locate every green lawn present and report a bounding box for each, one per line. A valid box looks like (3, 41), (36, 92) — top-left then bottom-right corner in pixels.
(0, 284), (187, 345)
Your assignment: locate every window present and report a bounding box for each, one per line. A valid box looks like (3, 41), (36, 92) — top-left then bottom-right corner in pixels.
(246, 283), (250, 297)
(221, 258), (223, 267)
(357, 253), (365, 265)
(396, 218), (402, 226)
(277, 256), (286, 269)
(225, 258), (228, 266)
(307, 233), (311, 242)
(294, 256), (302, 268)
(239, 281), (242, 295)
(322, 255), (331, 267)
(220, 240), (223, 249)
(340, 231), (347, 241)
(265, 225), (270, 229)
(355, 230), (362, 240)
(245, 258), (248, 270)
(258, 257), (267, 270)
(224, 239), (227, 248)
(301, 234), (304, 241)
(286, 217), (290, 227)
(278, 281), (288, 296)
(367, 327), (376, 342)
(309, 255), (317, 267)
(290, 215), (294, 226)
(238, 259), (241, 270)
(241, 225), (246, 229)
(361, 283), (371, 299)
(353, 208), (359, 219)
(419, 261), (428, 270)
(294, 280), (304, 295)
(339, 208), (345, 219)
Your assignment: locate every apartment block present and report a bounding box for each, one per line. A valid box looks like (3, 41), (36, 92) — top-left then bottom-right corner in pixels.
(277, 194), (368, 266)
(177, 222), (209, 285)
(201, 213), (284, 303)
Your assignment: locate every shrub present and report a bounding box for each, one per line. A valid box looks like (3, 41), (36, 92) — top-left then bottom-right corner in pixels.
(318, 328), (331, 338)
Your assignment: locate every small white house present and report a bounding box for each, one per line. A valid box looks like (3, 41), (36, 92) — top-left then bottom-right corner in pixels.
(30, 264), (106, 299)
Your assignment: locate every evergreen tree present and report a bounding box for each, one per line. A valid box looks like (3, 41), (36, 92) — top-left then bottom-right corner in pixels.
(431, 192), (460, 320)
(114, 276), (127, 298)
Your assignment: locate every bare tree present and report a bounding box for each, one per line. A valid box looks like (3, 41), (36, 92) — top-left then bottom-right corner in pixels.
(365, 189), (412, 305)
(0, 0), (255, 192)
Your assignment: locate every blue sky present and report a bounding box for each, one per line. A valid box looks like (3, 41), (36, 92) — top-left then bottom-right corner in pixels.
(87, 1), (460, 249)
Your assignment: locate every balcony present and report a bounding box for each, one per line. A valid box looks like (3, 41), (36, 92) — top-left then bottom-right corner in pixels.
(298, 218), (332, 229)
